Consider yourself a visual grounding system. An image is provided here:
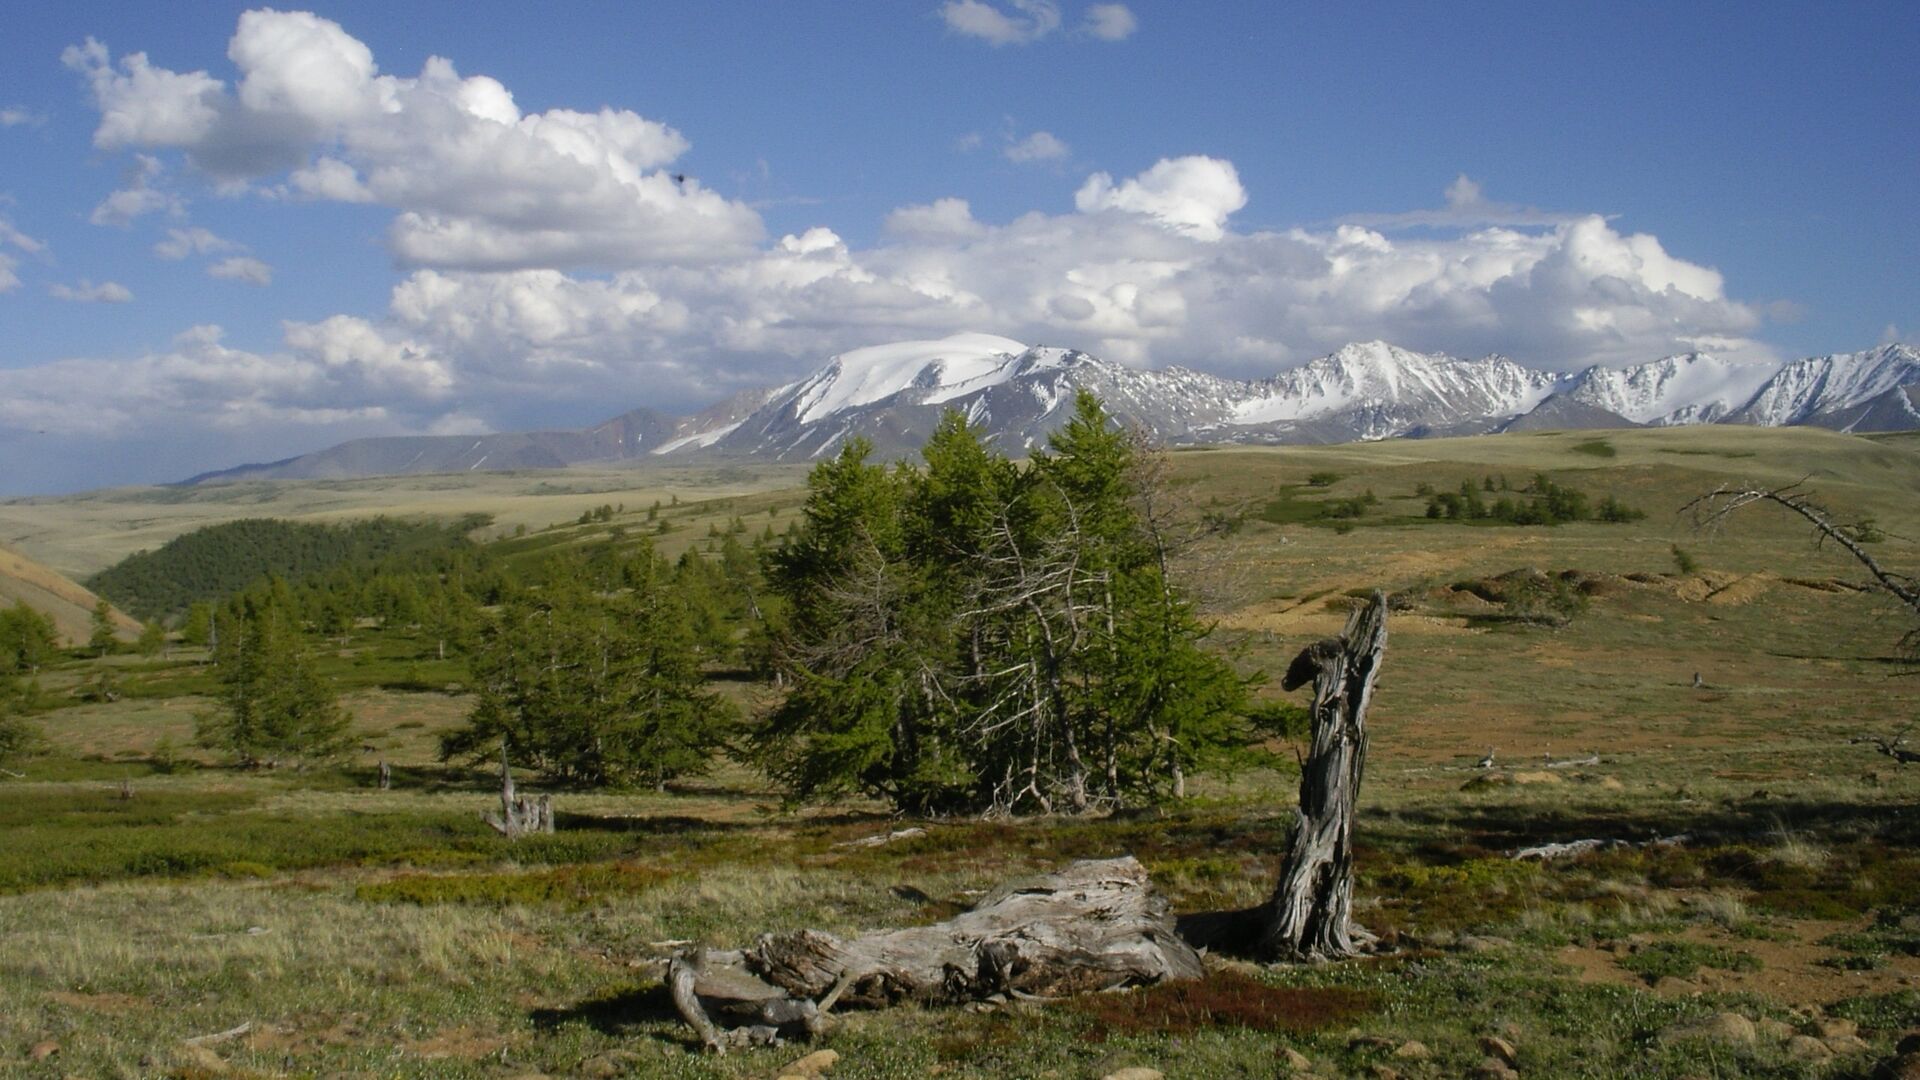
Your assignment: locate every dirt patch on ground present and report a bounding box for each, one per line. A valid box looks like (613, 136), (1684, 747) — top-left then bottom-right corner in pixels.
(1705, 572), (1778, 606)
(404, 1025), (510, 1061)
(1557, 917), (1920, 1008)
(44, 991), (149, 1012)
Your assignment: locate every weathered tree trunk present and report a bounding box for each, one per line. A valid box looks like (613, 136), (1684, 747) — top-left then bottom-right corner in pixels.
(483, 747), (552, 838)
(378, 760), (392, 790)
(1258, 591), (1388, 962)
(670, 856), (1201, 1050)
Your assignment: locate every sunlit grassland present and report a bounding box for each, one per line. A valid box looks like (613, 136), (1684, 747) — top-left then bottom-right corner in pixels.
(2, 424), (1918, 1077)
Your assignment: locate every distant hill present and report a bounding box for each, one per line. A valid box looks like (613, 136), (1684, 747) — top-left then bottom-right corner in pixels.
(86, 516), (486, 619)
(0, 542), (139, 644)
(185, 390), (778, 485)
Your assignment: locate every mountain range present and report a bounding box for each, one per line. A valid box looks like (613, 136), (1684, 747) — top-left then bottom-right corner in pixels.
(185, 335), (1920, 484)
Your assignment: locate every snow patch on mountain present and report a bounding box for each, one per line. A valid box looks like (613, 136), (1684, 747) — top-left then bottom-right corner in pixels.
(1232, 342), (1558, 426)
(1737, 344), (1920, 426)
(1562, 353), (1778, 425)
(789, 333), (1029, 423)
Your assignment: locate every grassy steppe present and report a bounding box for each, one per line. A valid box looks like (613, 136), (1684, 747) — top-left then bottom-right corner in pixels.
(2, 425), (1917, 1078)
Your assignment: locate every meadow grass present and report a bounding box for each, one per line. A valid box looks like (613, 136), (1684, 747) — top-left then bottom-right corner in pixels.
(3, 425), (1918, 1076)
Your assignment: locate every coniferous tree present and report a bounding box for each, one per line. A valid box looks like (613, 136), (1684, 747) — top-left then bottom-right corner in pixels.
(89, 600), (119, 657)
(136, 620), (166, 658)
(0, 605), (59, 674)
(198, 599), (352, 766)
(758, 395), (1248, 815)
(0, 673), (40, 772)
(446, 550), (734, 787)
(180, 602), (214, 647)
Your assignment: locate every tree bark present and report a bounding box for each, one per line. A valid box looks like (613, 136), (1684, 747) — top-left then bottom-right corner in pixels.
(483, 747), (552, 838)
(1258, 591), (1388, 962)
(670, 856), (1201, 1050)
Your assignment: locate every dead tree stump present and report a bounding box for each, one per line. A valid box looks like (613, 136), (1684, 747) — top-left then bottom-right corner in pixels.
(1258, 590), (1388, 962)
(670, 856), (1201, 1050)
(483, 748), (552, 839)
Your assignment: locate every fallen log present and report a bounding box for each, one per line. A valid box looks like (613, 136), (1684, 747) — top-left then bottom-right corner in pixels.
(670, 856), (1201, 1050)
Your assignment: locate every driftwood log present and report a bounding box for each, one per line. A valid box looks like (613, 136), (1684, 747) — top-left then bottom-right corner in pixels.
(1258, 590), (1388, 961)
(670, 856), (1202, 1050)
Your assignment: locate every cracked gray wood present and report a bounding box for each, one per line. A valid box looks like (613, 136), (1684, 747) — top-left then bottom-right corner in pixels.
(670, 856), (1201, 1049)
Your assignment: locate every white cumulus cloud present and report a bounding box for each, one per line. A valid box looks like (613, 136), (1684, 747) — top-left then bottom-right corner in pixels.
(940, 0), (1062, 45)
(1082, 4), (1137, 40)
(49, 279), (134, 303)
(208, 255), (273, 285)
(67, 11), (764, 270)
(154, 226), (241, 259)
(1005, 130), (1070, 163)
(1074, 155), (1248, 241)
(88, 154), (181, 226)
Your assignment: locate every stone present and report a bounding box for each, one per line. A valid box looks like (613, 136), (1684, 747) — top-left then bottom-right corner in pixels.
(1660, 1011), (1756, 1046)
(175, 1044), (231, 1075)
(1823, 1034), (1871, 1055)
(1392, 1041), (1430, 1060)
(1280, 1047), (1314, 1072)
(1756, 1018), (1795, 1042)
(1479, 1035), (1519, 1066)
(1367, 1066), (1400, 1080)
(28, 1041), (59, 1061)
(579, 1056), (621, 1079)
(1472, 1061), (1519, 1080)
(783, 1050), (841, 1077)
(1099, 1070), (1164, 1080)
(1816, 1017), (1860, 1040)
(1652, 976), (1699, 996)
(1785, 1036), (1834, 1061)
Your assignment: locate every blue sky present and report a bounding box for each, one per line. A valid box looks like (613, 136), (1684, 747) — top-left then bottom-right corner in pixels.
(0, 1), (1915, 493)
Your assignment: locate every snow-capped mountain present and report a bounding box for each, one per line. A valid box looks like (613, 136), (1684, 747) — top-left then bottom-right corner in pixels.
(697, 334), (1250, 462)
(667, 336), (1919, 462)
(1731, 344), (1920, 429)
(1559, 353), (1781, 426)
(181, 337), (1920, 484)
(1224, 343), (1562, 441)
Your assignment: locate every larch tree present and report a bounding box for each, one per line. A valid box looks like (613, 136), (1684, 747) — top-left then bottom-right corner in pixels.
(758, 394), (1248, 816)
(198, 600), (353, 767)
(447, 549), (734, 788)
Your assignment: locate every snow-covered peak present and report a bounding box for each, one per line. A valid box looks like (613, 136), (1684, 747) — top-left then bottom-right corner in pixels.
(788, 332), (1028, 424)
(1738, 344), (1920, 426)
(1564, 352), (1780, 425)
(1232, 342), (1556, 425)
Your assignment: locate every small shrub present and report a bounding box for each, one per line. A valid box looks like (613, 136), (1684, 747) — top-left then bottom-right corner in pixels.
(1670, 544), (1699, 575)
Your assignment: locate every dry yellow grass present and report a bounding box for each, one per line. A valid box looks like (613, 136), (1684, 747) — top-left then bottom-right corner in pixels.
(0, 541), (139, 644)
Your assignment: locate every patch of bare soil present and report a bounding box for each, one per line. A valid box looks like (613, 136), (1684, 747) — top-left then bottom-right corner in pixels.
(1557, 916), (1920, 1007)
(44, 991), (149, 1012)
(405, 1025), (511, 1061)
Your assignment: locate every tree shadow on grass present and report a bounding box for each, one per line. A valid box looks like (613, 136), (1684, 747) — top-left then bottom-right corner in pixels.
(1373, 795), (1918, 854)
(530, 981), (690, 1043)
